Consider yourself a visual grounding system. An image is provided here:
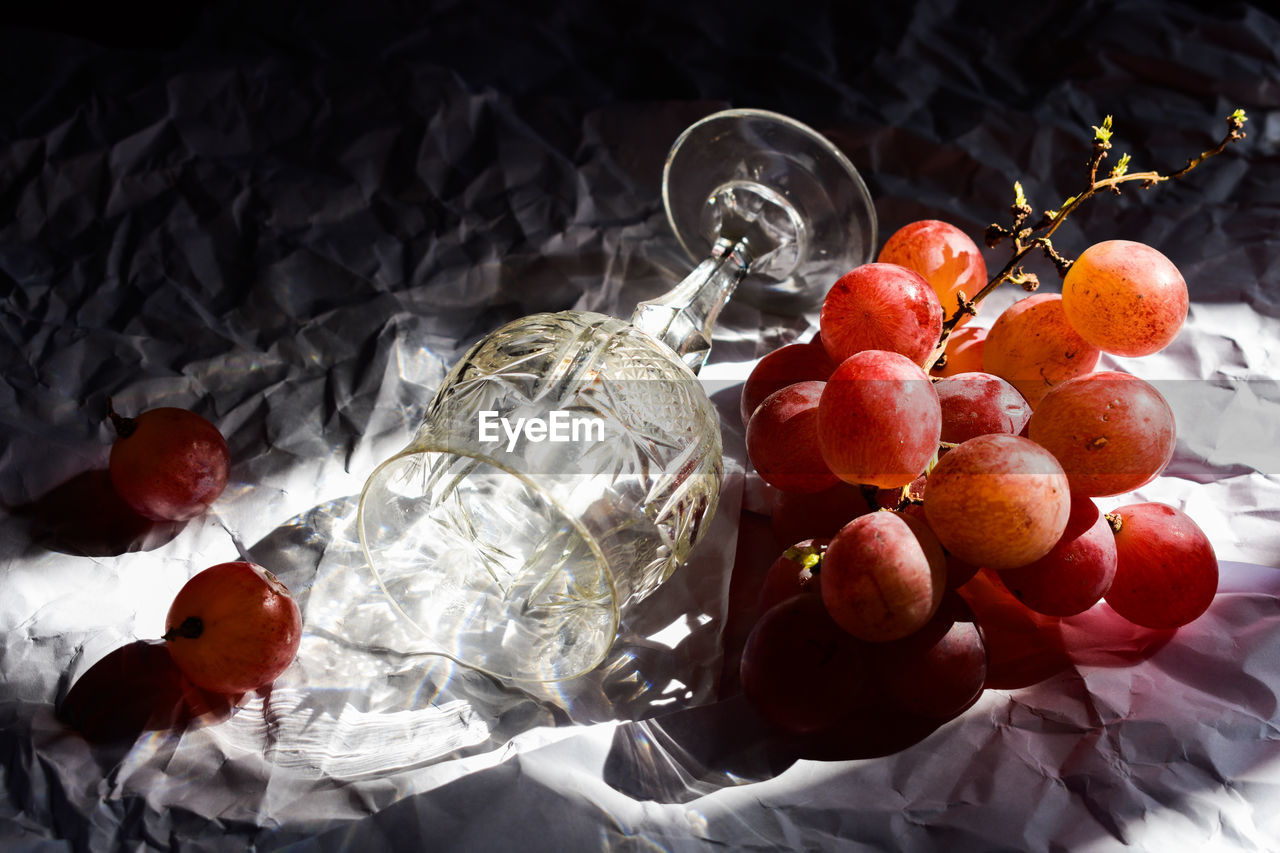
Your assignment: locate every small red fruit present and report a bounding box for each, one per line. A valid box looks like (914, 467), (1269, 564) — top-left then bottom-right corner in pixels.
(818, 349), (942, 489)
(874, 594), (988, 719)
(739, 341), (837, 426)
(820, 263), (943, 366)
(108, 402), (231, 521)
(740, 594), (872, 734)
(770, 481), (872, 544)
(820, 511), (946, 642)
(935, 372), (1032, 444)
(877, 219), (988, 328)
(164, 561), (303, 695)
(1104, 503), (1218, 629)
(746, 381), (839, 494)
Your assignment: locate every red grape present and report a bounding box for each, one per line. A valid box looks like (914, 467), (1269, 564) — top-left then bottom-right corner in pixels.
(746, 381), (839, 494)
(930, 326), (987, 377)
(770, 481), (872, 544)
(818, 350), (942, 489)
(982, 294), (1100, 406)
(877, 220), (988, 327)
(740, 594), (872, 734)
(1104, 503), (1218, 629)
(164, 561), (303, 695)
(1027, 371), (1175, 497)
(108, 403), (231, 522)
(819, 263), (944, 366)
(923, 434), (1071, 570)
(1061, 240), (1188, 357)
(739, 341), (837, 426)
(935, 372), (1032, 443)
(757, 538), (828, 615)
(874, 594), (987, 719)
(820, 511), (946, 642)
(996, 494), (1117, 616)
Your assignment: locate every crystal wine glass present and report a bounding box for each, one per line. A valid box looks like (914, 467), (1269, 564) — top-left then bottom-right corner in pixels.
(357, 108), (876, 682)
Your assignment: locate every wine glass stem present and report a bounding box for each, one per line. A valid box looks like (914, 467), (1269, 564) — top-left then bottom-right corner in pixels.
(631, 236), (754, 374)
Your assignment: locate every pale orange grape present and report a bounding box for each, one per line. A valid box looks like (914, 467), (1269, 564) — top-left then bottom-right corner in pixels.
(923, 434), (1071, 570)
(1027, 371), (1176, 497)
(983, 294), (1100, 407)
(1062, 240), (1188, 357)
(878, 220), (988, 327)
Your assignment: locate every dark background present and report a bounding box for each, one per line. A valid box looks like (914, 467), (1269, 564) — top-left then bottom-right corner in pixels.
(4, 0), (1276, 453)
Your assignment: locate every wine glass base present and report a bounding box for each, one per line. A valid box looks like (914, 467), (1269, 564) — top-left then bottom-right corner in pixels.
(702, 180), (804, 279)
(663, 108), (877, 315)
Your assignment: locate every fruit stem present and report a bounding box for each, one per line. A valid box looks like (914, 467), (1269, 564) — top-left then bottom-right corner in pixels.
(923, 110), (1248, 372)
(1105, 512), (1123, 535)
(106, 397), (138, 439)
(782, 542), (826, 575)
(162, 616), (204, 642)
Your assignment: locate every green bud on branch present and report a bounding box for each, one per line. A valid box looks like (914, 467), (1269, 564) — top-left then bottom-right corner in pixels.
(1092, 115), (1114, 146)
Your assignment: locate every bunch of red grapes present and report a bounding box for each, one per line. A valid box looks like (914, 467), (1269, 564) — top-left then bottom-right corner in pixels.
(739, 220), (1218, 733)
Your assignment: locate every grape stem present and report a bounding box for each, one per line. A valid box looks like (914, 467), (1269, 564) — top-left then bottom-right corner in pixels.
(106, 397), (138, 439)
(162, 616), (204, 641)
(923, 110), (1248, 372)
(782, 542), (826, 574)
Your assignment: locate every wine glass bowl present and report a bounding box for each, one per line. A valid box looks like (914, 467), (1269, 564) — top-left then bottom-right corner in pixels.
(358, 312), (722, 682)
(357, 108), (877, 683)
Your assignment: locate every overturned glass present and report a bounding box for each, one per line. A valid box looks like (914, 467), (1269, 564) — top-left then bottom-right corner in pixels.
(357, 109), (876, 682)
